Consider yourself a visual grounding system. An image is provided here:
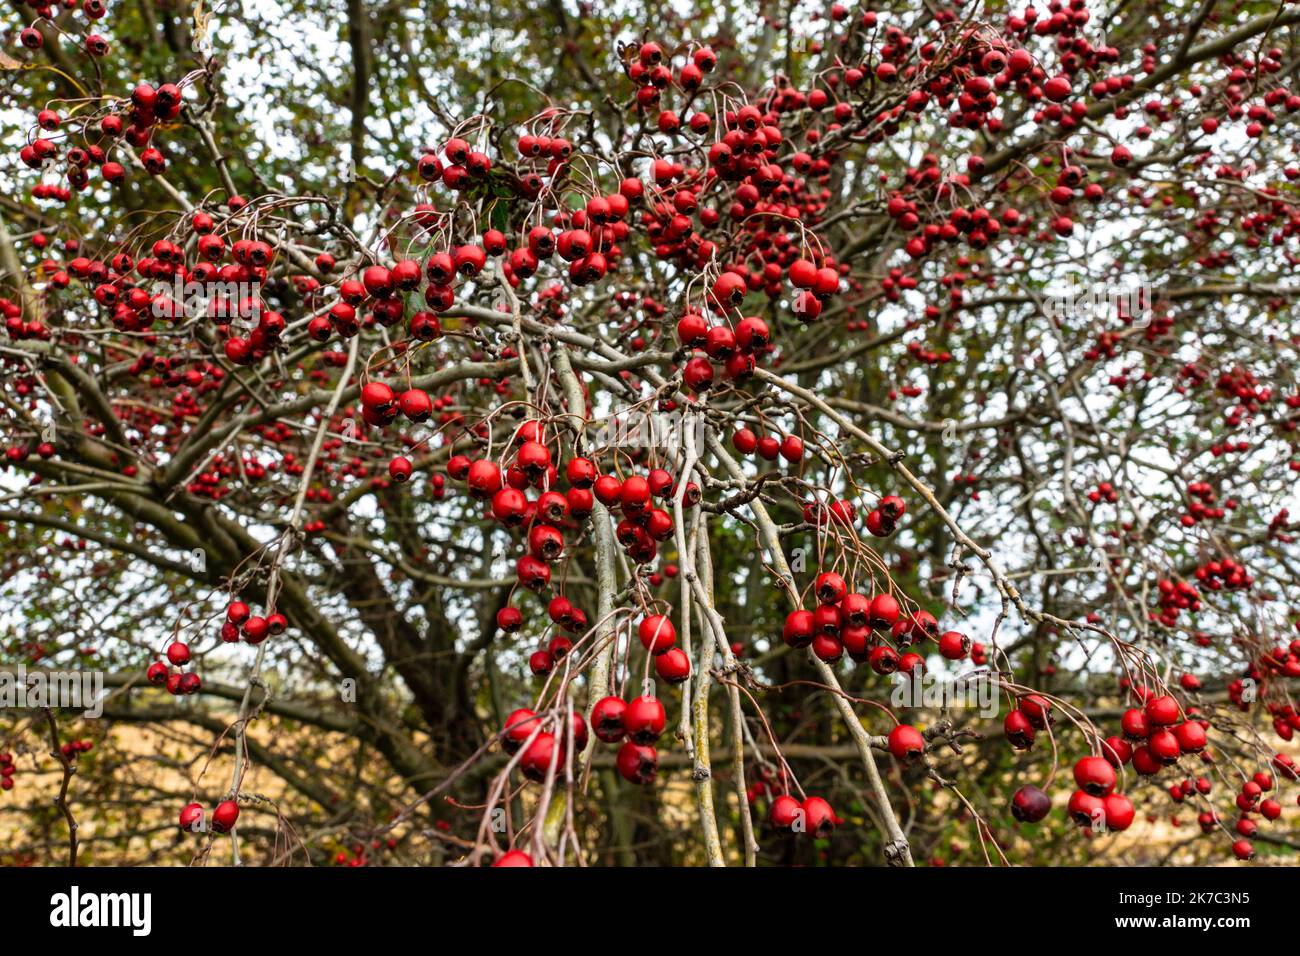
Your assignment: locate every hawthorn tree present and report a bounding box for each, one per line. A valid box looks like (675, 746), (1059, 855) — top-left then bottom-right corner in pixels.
(1, 0), (1299, 868)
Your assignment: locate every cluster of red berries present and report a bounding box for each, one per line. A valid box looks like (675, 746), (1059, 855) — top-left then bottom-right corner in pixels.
(179, 798), (240, 834)
(769, 792), (839, 838)
(593, 695), (666, 785)
(58, 738), (93, 761)
(731, 426), (803, 464)
(1153, 577), (1200, 627)
(500, 692), (666, 789)
(18, 80), (185, 198)
(1265, 697), (1300, 739)
(1224, 771), (1292, 860)
(784, 574), (905, 667)
(1003, 694), (1054, 750)
(864, 494), (906, 537)
(331, 836), (396, 867)
(358, 379), (433, 431)
(221, 600), (286, 645)
(1192, 557), (1251, 593)
(145, 642), (201, 696)
(1082, 693), (1204, 784)
(145, 600), (285, 692)
(781, 566), (957, 672)
(1227, 636), (1300, 717)
(1065, 756), (1136, 833)
(314, 237), (484, 342)
(16, 0), (110, 51)
(1180, 481), (1225, 526)
(678, 312), (774, 390)
(0, 752), (15, 793)
(48, 207), (263, 339)
(633, 615), (691, 685)
(415, 135), (493, 193)
(1086, 481), (1119, 505)
(796, 494), (905, 540)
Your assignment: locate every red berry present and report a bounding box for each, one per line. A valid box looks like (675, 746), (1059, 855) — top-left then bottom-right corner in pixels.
(887, 724), (925, 761)
(211, 799), (240, 833)
(623, 695), (666, 744)
(615, 741), (657, 784)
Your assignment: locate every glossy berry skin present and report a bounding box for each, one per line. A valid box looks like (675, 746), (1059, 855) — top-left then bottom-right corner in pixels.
(615, 742), (657, 784)
(1102, 736), (1133, 766)
(1173, 721), (1207, 753)
(179, 802), (204, 832)
(1145, 694), (1180, 726)
(938, 630), (970, 660)
(868, 645), (899, 674)
(638, 614), (677, 655)
(1148, 729), (1182, 764)
(527, 524), (564, 561)
(1004, 711), (1035, 750)
(492, 850), (533, 867)
(1121, 708), (1151, 739)
(466, 460), (502, 499)
(243, 616), (269, 644)
(1103, 793), (1135, 831)
(654, 647), (691, 684)
(868, 593), (900, 630)
(782, 609), (815, 648)
(814, 571), (846, 605)
(1073, 756), (1117, 797)
(593, 475), (622, 506)
(211, 799), (240, 834)
(623, 695), (666, 744)
(1131, 745), (1162, 776)
(769, 794), (802, 831)
(1011, 785), (1051, 823)
(566, 457), (596, 488)
(520, 733), (559, 782)
(1018, 695), (1053, 729)
(677, 313), (708, 346)
(398, 389), (432, 422)
(1067, 789), (1106, 828)
(360, 381), (395, 412)
(801, 796), (836, 837)
(165, 642), (190, 666)
(591, 697), (628, 743)
(683, 357), (714, 392)
(879, 495), (906, 521)
(840, 593), (870, 629)
(887, 724), (925, 761)
(502, 708), (540, 753)
(811, 633), (842, 663)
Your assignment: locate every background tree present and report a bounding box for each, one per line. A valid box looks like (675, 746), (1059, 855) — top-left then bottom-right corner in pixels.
(1, 0), (1299, 867)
